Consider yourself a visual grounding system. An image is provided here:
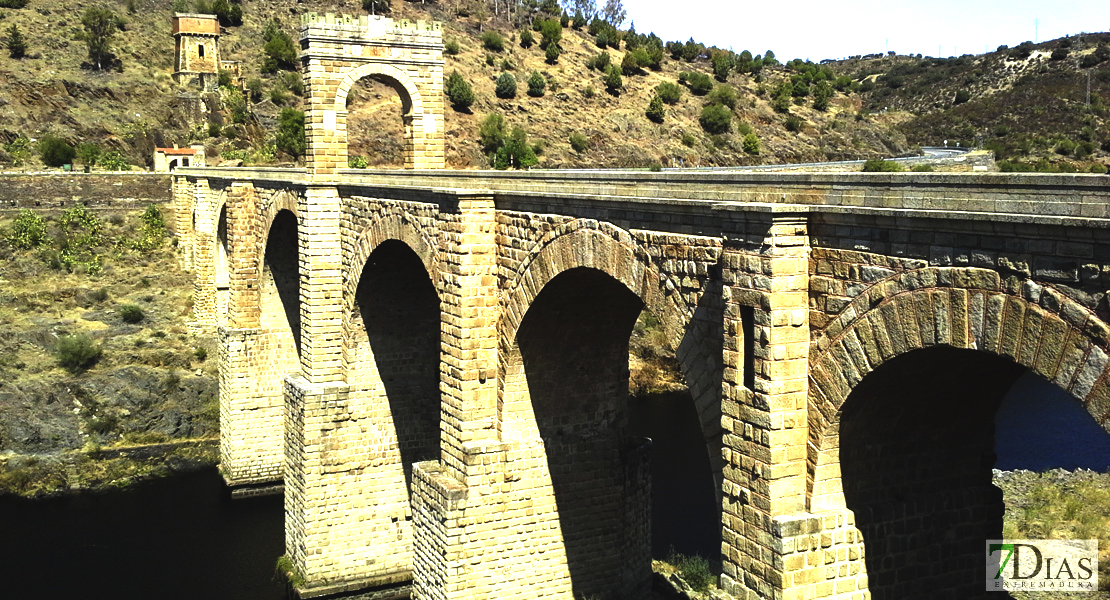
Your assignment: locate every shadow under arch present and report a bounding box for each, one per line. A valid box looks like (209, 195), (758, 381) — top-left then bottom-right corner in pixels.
(514, 266), (650, 600)
(261, 209), (300, 356)
(500, 224), (725, 585)
(215, 204), (229, 325)
(353, 239), (440, 491)
(838, 346), (1023, 599)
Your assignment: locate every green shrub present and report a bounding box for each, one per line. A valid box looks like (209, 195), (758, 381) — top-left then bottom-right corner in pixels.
(262, 26), (296, 73)
(56, 334), (102, 373)
(446, 70), (475, 110)
(283, 72), (303, 96)
(527, 71), (546, 97)
(495, 73), (517, 99)
(784, 115), (804, 133)
(706, 85), (737, 109)
(1055, 139), (1076, 156)
(348, 155), (368, 168)
(119, 304), (144, 324)
(76, 143), (101, 166)
(656, 81), (682, 104)
(742, 132), (760, 155)
(500, 58), (515, 71)
(569, 132), (589, 153)
(269, 88), (289, 106)
(646, 95), (665, 123)
(194, 347), (209, 362)
(1090, 163), (1108, 174)
(911, 164), (935, 172)
(519, 29), (534, 48)
(6, 23), (26, 59)
(479, 113), (506, 153)
(276, 109), (305, 159)
(668, 550), (714, 593)
(588, 51), (611, 71)
(97, 150), (130, 171)
(604, 64), (623, 94)
(711, 51), (733, 81)
(0, 0), (28, 8)
(862, 158), (904, 172)
(39, 135), (76, 167)
(445, 38), (460, 55)
(682, 132), (696, 147)
(7, 209), (47, 249)
(954, 89), (971, 105)
(492, 127), (538, 169)
(699, 104), (731, 134)
(683, 71), (713, 95)
(245, 78), (263, 102)
(538, 18), (561, 49)
(481, 30), (505, 52)
(545, 43), (560, 64)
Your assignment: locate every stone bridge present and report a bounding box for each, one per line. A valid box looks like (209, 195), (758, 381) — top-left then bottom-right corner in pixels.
(176, 165), (1110, 600)
(171, 11), (1110, 600)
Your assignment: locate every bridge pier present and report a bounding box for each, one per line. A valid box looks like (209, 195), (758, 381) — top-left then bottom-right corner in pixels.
(218, 327), (285, 486)
(191, 177), (218, 332)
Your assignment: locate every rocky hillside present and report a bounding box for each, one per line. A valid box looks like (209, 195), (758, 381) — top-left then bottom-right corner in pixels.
(0, 1), (1106, 170)
(0, 206), (217, 497)
(834, 34), (1110, 170)
(0, 0), (911, 170)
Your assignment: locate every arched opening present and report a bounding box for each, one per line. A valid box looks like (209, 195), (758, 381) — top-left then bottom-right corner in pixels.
(509, 267), (652, 599)
(215, 204), (229, 325)
(169, 158), (179, 171)
(261, 209), (300, 356)
(345, 75), (410, 168)
(353, 239), (440, 490)
(839, 346), (1025, 599)
(627, 295), (722, 563)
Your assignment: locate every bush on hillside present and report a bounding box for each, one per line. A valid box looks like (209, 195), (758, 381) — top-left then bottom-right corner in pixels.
(445, 38), (460, 55)
(646, 95), (665, 123)
(681, 71), (713, 96)
(538, 18), (562, 49)
(6, 24), (26, 58)
(481, 31), (505, 52)
(569, 132), (589, 153)
(604, 64), (623, 94)
(479, 113), (506, 153)
(784, 115), (804, 133)
(587, 51), (611, 71)
(119, 304), (145, 324)
(706, 85), (736, 109)
(655, 81), (681, 104)
(275, 109), (305, 159)
(520, 29), (534, 48)
(527, 71), (546, 97)
(446, 71), (475, 110)
(699, 104), (731, 134)
(545, 43), (560, 64)
(742, 132), (760, 155)
(262, 25), (296, 73)
(495, 73), (517, 98)
(7, 209), (47, 249)
(39, 136), (76, 167)
(954, 89), (971, 105)
(57, 334), (102, 373)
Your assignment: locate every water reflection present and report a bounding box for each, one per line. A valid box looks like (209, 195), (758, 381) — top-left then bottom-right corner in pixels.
(0, 468), (286, 600)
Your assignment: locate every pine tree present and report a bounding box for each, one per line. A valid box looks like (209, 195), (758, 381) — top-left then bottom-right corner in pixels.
(645, 95), (665, 123)
(5, 24), (26, 59)
(445, 71), (475, 111)
(527, 71), (546, 97)
(604, 64), (623, 94)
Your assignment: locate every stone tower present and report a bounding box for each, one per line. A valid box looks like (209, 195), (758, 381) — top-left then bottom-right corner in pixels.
(173, 13), (220, 91)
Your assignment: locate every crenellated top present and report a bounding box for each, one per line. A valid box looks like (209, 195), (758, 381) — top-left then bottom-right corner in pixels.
(299, 12), (442, 41)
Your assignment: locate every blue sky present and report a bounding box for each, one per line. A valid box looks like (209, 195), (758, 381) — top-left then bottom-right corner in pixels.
(623, 1), (1105, 63)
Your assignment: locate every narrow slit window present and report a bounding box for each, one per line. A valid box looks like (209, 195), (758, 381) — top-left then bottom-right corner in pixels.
(198, 44), (205, 58)
(741, 305), (755, 390)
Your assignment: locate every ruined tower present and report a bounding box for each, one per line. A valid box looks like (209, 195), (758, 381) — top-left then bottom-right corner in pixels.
(173, 13), (220, 91)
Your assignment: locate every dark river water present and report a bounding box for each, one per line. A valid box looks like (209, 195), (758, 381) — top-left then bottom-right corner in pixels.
(1, 372), (1107, 598)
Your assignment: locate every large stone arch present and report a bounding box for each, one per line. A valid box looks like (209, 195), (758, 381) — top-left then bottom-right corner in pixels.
(809, 266), (1110, 509)
(299, 13), (445, 174)
(806, 266), (1110, 598)
(341, 208), (440, 379)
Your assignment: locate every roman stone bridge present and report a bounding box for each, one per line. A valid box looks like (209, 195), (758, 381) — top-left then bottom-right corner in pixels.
(170, 11), (1110, 600)
(176, 163), (1110, 600)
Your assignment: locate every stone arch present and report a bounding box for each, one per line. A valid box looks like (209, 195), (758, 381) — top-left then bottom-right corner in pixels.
(300, 13), (445, 173)
(809, 266), (1110, 508)
(341, 208), (440, 380)
(335, 62), (423, 120)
